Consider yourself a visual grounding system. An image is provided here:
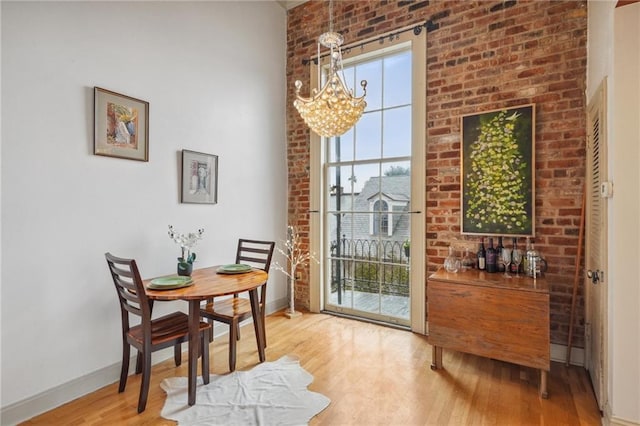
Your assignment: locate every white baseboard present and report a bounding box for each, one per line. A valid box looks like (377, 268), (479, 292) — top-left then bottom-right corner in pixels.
(609, 416), (640, 426)
(1, 297), (290, 425)
(604, 403), (640, 426)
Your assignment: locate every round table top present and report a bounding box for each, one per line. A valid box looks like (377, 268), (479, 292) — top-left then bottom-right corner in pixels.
(144, 265), (268, 301)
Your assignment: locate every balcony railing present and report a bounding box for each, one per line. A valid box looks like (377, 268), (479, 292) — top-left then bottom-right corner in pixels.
(330, 237), (410, 298)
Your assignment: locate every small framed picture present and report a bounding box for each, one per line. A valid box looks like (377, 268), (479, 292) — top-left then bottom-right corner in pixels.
(94, 87), (149, 161)
(181, 150), (218, 204)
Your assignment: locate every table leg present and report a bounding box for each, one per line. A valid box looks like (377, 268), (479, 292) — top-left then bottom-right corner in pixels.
(430, 346), (443, 370)
(188, 300), (199, 406)
(540, 369), (549, 399)
(248, 289), (265, 362)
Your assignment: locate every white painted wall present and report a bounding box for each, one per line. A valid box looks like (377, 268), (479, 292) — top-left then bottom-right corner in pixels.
(588, 1), (640, 424)
(0, 0), (287, 419)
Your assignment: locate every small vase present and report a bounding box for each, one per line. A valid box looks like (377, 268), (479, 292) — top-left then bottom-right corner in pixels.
(444, 246), (461, 273)
(177, 262), (193, 276)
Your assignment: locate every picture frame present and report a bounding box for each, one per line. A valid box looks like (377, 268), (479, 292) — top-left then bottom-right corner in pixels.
(94, 87), (149, 161)
(461, 104), (535, 237)
(181, 150), (218, 204)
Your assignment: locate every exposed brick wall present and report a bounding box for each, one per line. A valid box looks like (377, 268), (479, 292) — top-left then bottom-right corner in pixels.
(286, 0), (587, 348)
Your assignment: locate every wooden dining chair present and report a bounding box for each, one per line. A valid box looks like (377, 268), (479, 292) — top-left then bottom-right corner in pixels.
(105, 253), (211, 413)
(200, 239), (275, 372)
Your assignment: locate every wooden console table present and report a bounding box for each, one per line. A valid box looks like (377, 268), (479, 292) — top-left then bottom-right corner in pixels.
(427, 268), (550, 398)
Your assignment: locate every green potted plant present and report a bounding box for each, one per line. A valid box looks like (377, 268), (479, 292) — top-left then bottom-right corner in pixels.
(403, 239), (410, 258)
(168, 225), (204, 277)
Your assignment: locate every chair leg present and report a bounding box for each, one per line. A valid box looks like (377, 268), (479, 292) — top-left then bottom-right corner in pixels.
(206, 298), (215, 343)
(207, 318), (214, 343)
(201, 330), (210, 385)
(119, 342), (130, 393)
(138, 350), (152, 413)
(236, 322), (241, 341)
(261, 308), (267, 349)
(229, 319), (238, 372)
(135, 351), (142, 374)
(254, 311), (267, 353)
(174, 343), (182, 366)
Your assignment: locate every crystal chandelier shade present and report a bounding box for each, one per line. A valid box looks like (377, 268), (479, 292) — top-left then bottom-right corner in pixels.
(293, 2), (367, 138)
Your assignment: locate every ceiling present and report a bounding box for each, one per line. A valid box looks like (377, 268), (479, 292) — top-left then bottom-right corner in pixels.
(276, 0), (308, 10)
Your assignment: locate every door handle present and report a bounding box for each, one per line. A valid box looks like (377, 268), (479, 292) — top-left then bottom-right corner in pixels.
(587, 269), (601, 285)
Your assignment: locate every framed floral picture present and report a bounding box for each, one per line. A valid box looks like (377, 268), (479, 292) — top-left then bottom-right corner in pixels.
(461, 104), (535, 236)
(181, 150), (218, 204)
(94, 87), (149, 161)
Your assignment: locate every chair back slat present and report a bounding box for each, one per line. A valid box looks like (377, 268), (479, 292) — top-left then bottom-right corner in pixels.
(235, 239), (275, 273)
(105, 253), (151, 333)
(122, 303), (143, 318)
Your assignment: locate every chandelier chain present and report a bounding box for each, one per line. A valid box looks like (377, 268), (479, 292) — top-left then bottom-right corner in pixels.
(329, 0), (334, 34)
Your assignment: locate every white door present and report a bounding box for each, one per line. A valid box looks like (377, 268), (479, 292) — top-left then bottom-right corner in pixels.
(585, 79), (608, 409)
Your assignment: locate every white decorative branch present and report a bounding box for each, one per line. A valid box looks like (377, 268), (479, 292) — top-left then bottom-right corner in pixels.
(272, 225), (318, 317)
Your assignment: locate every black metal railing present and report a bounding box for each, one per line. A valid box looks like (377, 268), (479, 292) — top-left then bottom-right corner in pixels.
(330, 237), (410, 299)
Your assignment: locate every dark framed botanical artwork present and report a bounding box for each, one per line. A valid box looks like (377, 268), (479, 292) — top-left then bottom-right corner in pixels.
(94, 87), (149, 161)
(181, 150), (218, 204)
(461, 104), (535, 236)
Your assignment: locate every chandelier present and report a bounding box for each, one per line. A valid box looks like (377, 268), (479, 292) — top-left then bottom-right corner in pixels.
(293, 0), (367, 138)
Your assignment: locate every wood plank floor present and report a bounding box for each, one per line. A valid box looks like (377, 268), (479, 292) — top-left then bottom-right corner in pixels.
(22, 311), (602, 425)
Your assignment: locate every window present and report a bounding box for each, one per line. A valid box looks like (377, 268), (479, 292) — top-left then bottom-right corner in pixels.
(309, 24), (426, 333)
(371, 200), (389, 236)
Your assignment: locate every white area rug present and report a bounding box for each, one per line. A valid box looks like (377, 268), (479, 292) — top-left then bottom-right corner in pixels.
(160, 355), (330, 426)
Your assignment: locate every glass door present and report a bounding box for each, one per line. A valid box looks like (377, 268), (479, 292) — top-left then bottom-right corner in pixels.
(324, 48), (412, 327)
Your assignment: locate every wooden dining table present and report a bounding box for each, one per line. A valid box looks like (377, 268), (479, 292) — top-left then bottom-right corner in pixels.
(144, 265), (268, 406)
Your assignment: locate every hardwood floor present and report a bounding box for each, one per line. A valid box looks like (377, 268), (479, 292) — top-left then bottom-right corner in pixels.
(22, 311), (601, 425)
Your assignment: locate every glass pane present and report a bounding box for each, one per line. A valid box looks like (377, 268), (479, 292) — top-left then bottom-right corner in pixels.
(383, 51), (412, 108)
(354, 111), (382, 161)
(327, 165), (355, 206)
(352, 259), (381, 314)
(329, 130), (354, 163)
(383, 106), (411, 158)
(352, 164), (381, 207)
(328, 213), (353, 308)
(341, 65), (353, 88)
(354, 60), (382, 111)
(379, 261), (410, 319)
(347, 212), (375, 249)
(381, 160), (411, 178)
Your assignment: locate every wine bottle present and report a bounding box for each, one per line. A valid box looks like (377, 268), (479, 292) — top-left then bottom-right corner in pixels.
(510, 238), (518, 273)
(477, 237), (486, 271)
(496, 236), (505, 273)
(524, 237), (532, 276)
(486, 237), (496, 273)
(529, 243), (540, 277)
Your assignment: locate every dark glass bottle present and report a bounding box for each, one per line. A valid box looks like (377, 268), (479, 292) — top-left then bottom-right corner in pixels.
(486, 238), (496, 273)
(496, 236), (505, 273)
(477, 237), (486, 271)
(510, 238), (518, 273)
